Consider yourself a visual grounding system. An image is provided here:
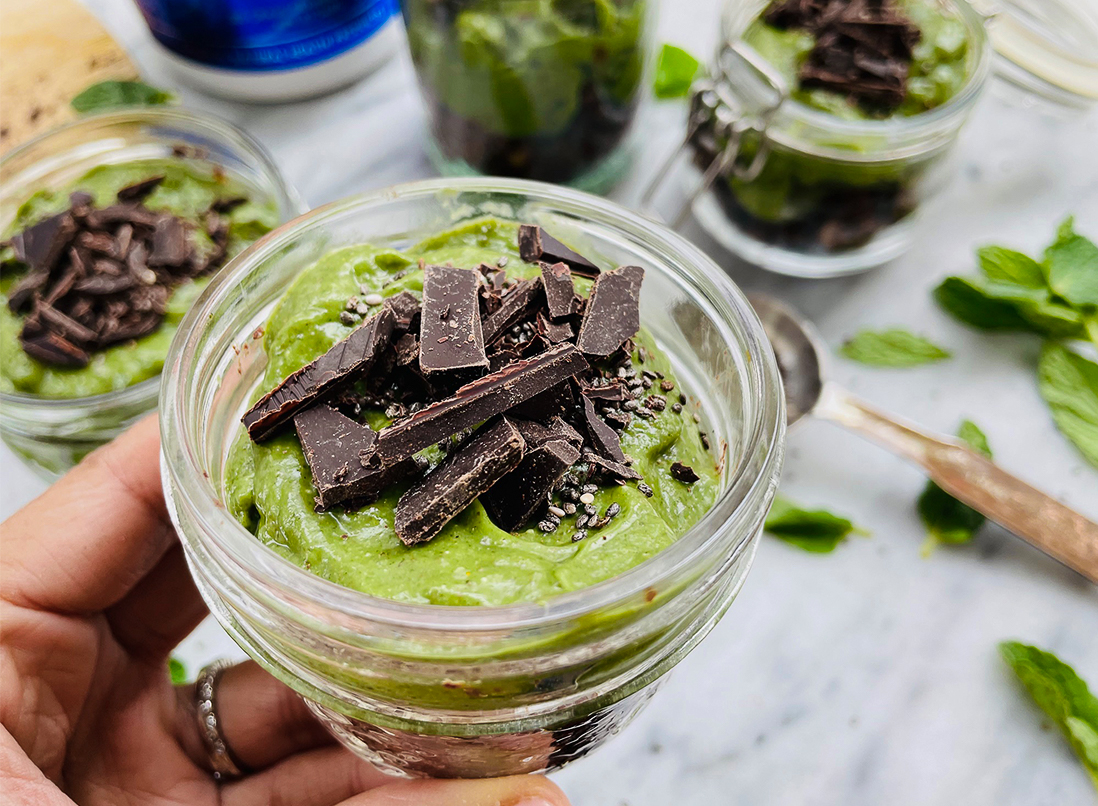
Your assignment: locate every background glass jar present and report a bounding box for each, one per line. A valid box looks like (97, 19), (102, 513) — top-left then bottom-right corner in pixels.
(645, 0), (1097, 278)
(160, 178), (785, 779)
(400, 0), (654, 193)
(0, 109), (301, 479)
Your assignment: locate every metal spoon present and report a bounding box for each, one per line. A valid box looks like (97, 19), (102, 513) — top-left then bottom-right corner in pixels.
(750, 293), (1098, 583)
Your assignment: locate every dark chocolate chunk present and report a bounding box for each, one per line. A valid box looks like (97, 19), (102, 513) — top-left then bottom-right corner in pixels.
(84, 204), (161, 230)
(360, 343), (588, 470)
(395, 418), (526, 545)
(34, 302), (97, 344)
(243, 308), (395, 441)
(74, 273), (136, 295)
(670, 461), (700, 484)
(21, 331), (89, 367)
(584, 451), (642, 481)
(482, 439), (582, 532)
(116, 175), (165, 202)
(383, 290), (422, 333)
(394, 333), (420, 367)
(506, 378), (576, 422)
(540, 261), (577, 319)
(518, 225), (600, 278)
(10, 212), (76, 273)
(148, 216), (189, 267)
(480, 277), (544, 345)
(488, 347), (523, 373)
(512, 416), (583, 450)
(579, 395), (627, 463)
(536, 310), (573, 344)
(576, 265), (643, 357)
(295, 405), (381, 510)
(579, 381), (626, 403)
(98, 310), (163, 346)
(419, 265), (487, 375)
(6, 271), (48, 313)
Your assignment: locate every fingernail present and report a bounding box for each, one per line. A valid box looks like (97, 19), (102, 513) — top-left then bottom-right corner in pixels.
(511, 800), (554, 806)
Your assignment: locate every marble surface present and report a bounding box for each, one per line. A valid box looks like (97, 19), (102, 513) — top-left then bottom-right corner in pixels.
(2, 1), (1097, 804)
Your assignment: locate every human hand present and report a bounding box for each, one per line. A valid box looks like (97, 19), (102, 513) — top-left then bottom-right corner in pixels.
(0, 416), (570, 806)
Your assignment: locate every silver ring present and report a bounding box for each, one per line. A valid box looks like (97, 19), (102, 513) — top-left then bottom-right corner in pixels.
(194, 660), (247, 781)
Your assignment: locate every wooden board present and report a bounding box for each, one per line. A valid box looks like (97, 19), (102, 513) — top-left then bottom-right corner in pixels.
(0, 0), (139, 156)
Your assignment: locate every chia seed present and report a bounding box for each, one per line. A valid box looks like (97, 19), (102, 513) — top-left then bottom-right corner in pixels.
(345, 295), (360, 311)
(623, 400), (639, 411)
(637, 481), (654, 498)
(538, 520), (558, 533)
(339, 311), (358, 326)
(584, 503), (597, 516)
(581, 484), (598, 495)
(575, 515), (590, 529)
(661, 380), (675, 392)
(642, 377), (653, 389)
(497, 256), (509, 268)
(672, 403), (683, 414)
(563, 502), (577, 515)
(548, 505), (566, 518)
(572, 529), (588, 543)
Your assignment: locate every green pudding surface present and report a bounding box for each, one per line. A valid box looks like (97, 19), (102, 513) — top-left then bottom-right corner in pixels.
(745, 0), (971, 120)
(1, 159), (277, 399)
(225, 219), (720, 607)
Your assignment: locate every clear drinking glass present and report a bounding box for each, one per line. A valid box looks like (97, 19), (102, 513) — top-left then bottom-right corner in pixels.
(0, 108), (302, 479)
(400, 0), (655, 192)
(160, 177), (786, 778)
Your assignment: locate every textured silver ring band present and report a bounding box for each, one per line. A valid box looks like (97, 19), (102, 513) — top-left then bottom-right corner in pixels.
(194, 660), (247, 781)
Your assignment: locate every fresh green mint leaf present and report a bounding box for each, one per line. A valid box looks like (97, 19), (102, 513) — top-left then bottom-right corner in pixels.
(168, 657), (187, 685)
(1037, 342), (1098, 469)
(1045, 217), (1098, 309)
(918, 420), (991, 552)
(654, 44), (702, 99)
(934, 276), (1085, 339)
(71, 80), (174, 114)
(977, 245), (1047, 290)
(1000, 641), (1098, 788)
(765, 495), (865, 553)
(839, 328), (952, 367)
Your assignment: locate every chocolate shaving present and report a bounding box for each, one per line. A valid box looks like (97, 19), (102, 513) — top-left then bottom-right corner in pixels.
(21, 331), (89, 367)
(395, 418), (526, 545)
(540, 261), (577, 319)
(482, 439), (582, 532)
(518, 224), (601, 278)
(670, 462), (700, 484)
(576, 265), (643, 357)
(419, 265), (488, 374)
(116, 175), (165, 202)
(360, 343), (588, 470)
(243, 308), (396, 441)
(579, 395), (627, 463)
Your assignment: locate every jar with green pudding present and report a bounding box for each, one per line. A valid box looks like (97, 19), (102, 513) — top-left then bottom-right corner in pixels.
(0, 109), (300, 478)
(650, 0), (1097, 277)
(160, 178), (785, 777)
(400, 0), (652, 191)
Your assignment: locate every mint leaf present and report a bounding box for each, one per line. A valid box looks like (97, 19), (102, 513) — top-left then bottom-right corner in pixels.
(977, 245), (1047, 289)
(934, 276), (1085, 339)
(71, 80), (174, 114)
(654, 44), (701, 99)
(168, 657), (187, 685)
(765, 495), (865, 553)
(1037, 342), (1098, 468)
(839, 328), (951, 367)
(918, 420), (991, 551)
(1000, 641), (1098, 788)
(1045, 217), (1098, 309)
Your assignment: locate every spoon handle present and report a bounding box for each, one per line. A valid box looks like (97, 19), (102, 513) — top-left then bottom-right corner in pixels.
(816, 383), (1098, 583)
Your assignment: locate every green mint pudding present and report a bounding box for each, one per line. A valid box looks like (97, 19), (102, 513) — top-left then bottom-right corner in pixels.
(401, 0), (648, 187)
(1, 159), (277, 398)
(225, 219), (720, 606)
(696, 0), (975, 253)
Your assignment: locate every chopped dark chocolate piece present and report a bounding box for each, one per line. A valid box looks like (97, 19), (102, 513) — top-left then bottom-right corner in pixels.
(295, 405), (382, 510)
(512, 416), (583, 450)
(116, 175), (165, 202)
(480, 277), (544, 345)
(243, 308), (395, 441)
(584, 451), (642, 481)
(576, 265), (643, 357)
(419, 265), (488, 375)
(360, 343), (588, 470)
(395, 418), (526, 545)
(670, 461), (700, 484)
(10, 212), (76, 273)
(579, 381), (626, 403)
(394, 333), (420, 367)
(482, 438), (582, 532)
(74, 273), (136, 295)
(506, 378), (576, 422)
(34, 302), (97, 344)
(6, 271), (48, 313)
(98, 310), (163, 346)
(21, 331), (89, 367)
(579, 395), (627, 463)
(488, 347), (523, 373)
(518, 224), (600, 278)
(148, 216), (189, 267)
(212, 196), (248, 213)
(536, 310), (573, 344)
(383, 290), (422, 333)
(540, 261), (577, 319)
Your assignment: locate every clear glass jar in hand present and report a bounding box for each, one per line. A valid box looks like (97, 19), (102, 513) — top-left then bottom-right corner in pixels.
(401, 0), (653, 192)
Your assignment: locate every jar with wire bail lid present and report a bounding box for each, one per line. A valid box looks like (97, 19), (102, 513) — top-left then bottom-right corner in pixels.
(641, 0), (1098, 278)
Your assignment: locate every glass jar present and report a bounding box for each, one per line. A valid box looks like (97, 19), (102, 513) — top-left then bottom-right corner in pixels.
(0, 109), (302, 479)
(400, 0), (654, 192)
(643, 0), (1098, 278)
(160, 178), (785, 778)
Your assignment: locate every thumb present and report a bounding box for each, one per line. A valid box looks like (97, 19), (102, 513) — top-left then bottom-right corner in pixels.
(339, 774), (569, 806)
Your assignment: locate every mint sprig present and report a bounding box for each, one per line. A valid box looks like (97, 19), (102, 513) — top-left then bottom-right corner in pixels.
(765, 495), (866, 553)
(1000, 641), (1098, 789)
(1038, 343), (1098, 468)
(71, 80), (175, 114)
(839, 328), (952, 367)
(918, 420), (991, 553)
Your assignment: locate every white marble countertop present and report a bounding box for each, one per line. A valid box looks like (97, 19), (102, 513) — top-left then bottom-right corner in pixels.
(3, 1), (1097, 804)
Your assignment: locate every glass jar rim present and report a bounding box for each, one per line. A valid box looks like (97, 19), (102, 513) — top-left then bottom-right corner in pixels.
(721, 0), (993, 146)
(0, 106), (301, 411)
(160, 177), (786, 633)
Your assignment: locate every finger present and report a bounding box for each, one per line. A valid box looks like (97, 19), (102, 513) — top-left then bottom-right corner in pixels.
(175, 661), (334, 773)
(105, 540), (208, 660)
(223, 745), (392, 806)
(338, 775), (570, 806)
(2, 415), (174, 615)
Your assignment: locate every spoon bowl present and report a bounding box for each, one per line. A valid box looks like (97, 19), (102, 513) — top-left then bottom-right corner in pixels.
(748, 294), (824, 427)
